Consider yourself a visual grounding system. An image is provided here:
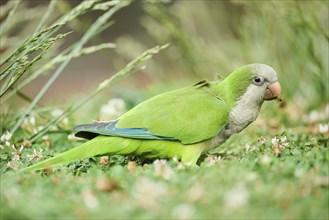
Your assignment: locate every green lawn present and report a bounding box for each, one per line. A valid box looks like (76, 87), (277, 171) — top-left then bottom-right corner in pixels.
(1, 103), (328, 219)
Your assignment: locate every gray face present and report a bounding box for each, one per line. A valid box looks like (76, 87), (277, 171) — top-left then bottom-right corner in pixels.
(251, 63), (278, 84)
(236, 64), (281, 107)
(244, 64), (279, 101)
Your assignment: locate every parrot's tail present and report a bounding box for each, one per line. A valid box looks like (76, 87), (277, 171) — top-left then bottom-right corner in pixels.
(18, 136), (133, 173)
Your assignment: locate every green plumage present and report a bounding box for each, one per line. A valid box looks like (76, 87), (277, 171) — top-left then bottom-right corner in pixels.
(19, 64), (278, 173)
(117, 83), (229, 144)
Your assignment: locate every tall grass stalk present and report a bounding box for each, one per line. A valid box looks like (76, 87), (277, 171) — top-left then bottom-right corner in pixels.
(0, 31), (71, 97)
(0, 1), (100, 95)
(0, 0), (21, 38)
(1, 1), (97, 67)
(2, 42), (116, 103)
(35, 0), (57, 33)
(10, 0), (131, 135)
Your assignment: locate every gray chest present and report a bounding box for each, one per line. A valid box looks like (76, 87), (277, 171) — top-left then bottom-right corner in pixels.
(225, 103), (261, 134)
(206, 99), (262, 151)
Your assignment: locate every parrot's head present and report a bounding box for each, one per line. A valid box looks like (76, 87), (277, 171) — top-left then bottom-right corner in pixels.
(223, 63), (282, 107)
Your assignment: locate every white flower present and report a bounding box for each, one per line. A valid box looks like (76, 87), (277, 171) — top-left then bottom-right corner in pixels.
(127, 161), (137, 174)
(304, 105), (329, 123)
(308, 110), (319, 123)
(260, 154), (272, 165)
(29, 116), (36, 125)
(11, 145), (24, 152)
(186, 183), (204, 202)
(294, 168), (305, 178)
(12, 154), (20, 161)
(172, 156), (187, 170)
(7, 161), (20, 170)
(257, 136), (266, 145)
(11, 145), (24, 161)
(272, 136), (289, 149)
(271, 137), (278, 145)
(204, 155), (221, 166)
(271, 136), (289, 155)
(245, 143), (259, 152)
(51, 109), (68, 125)
(224, 183), (249, 211)
(51, 109), (64, 117)
(183, 161), (193, 167)
(67, 134), (74, 140)
(245, 144), (251, 151)
(34, 126), (45, 134)
(319, 123), (329, 134)
(99, 98), (126, 120)
(153, 159), (173, 180)
(171, 203), (195, 219)
(99, 156), (109, 165)
(82, 189), (99, 210)
(1, 131), (12, 142)
(62, 117), (69, 125)
(26, 149), (43, 161)
(177, 163), (187, 170)
(38, 126), (45, 131)
(245, 172), (258, 181)
(95, 177), (117, 192)
(280, 136), (289, 148)
(67, 134), (80, 141)
(133, 177), (168, 209)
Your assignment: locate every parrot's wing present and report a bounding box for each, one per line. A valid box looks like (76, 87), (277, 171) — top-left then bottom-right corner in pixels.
(75, 81), (229, 144)
(74, 120), (177, 140)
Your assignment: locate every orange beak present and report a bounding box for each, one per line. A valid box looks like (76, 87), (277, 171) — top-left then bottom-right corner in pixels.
(263, 81), (282, 101)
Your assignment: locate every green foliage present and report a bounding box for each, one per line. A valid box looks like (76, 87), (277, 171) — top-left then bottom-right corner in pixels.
(1, 132), (328, 219)
(0, 1), (328, 219)
(131, 1), (328, 108)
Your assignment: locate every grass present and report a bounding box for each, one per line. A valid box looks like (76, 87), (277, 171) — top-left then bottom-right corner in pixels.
(1, 121), (328, 219)
(1, 1), (328, 219)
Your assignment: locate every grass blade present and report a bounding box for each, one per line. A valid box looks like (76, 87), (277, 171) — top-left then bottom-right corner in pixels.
(35, 0), (57, 32)
(0, 32), (71, 97)
(11, 0), (132, 135)
(0, 0), (21, 38)
(0, 1), (99, 68)
(1, 42), (116, 103)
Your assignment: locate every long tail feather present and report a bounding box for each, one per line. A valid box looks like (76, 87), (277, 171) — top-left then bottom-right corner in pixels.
(18, 136), (130, 173)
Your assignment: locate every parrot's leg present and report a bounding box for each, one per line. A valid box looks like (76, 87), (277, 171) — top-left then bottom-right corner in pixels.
(180, 144), (204, 165)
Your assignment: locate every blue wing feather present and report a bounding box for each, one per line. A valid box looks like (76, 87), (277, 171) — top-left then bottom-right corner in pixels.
(73, 120), (177, 141)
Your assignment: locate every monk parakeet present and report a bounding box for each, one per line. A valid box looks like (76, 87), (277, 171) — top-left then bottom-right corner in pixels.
(20, 63), (281, 172)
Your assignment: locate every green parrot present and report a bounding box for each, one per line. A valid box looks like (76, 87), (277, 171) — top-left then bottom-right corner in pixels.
(19, 63), (281, 173)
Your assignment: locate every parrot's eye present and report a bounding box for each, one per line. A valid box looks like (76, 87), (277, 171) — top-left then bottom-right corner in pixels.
(253, 76), (263, 85)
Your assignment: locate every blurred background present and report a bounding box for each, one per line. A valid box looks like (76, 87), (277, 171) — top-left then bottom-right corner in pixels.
(1, 0), (328, 125)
